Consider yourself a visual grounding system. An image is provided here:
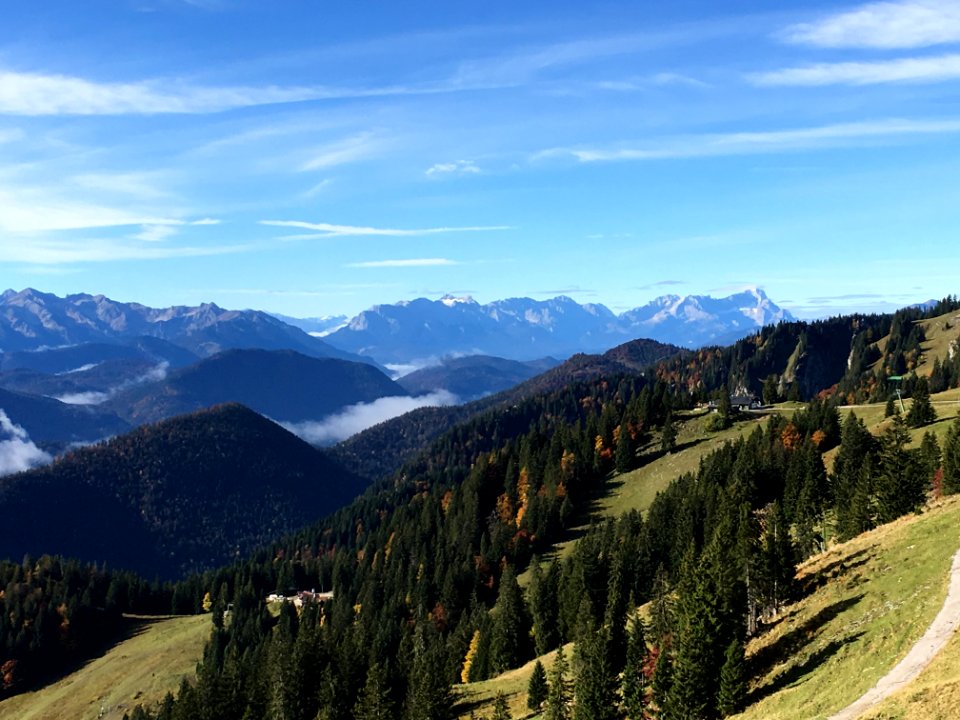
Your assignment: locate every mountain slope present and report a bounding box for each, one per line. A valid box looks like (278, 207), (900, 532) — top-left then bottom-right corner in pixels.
(323, 289), (793, 363)
(0, 404), (368, 578)
(397, 355), (560, 400)
(0, 386), (129, 446)
(0, 288), (369, 365)
(108, 348), (406, 425)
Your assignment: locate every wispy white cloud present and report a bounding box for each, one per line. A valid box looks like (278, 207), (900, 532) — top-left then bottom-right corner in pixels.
(70, 171), (172, 200)
(346, 258), (459, 268)
(782, 0), (960, 49)
(133, 224), (180, 242)
(55, 362), (169, 405)
(544, 118), (960, 162)
(300, 133), (381, 171)
(426, 160), (482, 176)
(300, 179), (333, 198)
(0, 69), (334, 116)
(598, 72), (707, 91)
(279, 390), (459, 445)
(260, 220), (512, 237)
(0, 237), (253, 264)
(750, 53), (960, 86)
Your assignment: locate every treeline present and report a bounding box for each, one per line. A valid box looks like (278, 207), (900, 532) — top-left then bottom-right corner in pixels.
(0, 556), (175, 698)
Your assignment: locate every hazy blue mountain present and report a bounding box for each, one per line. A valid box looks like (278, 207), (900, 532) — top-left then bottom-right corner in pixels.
(0, 386), (129, 447)
(0, 288), (372, 365)
(323, 289), (794, 363)
(269, 312), (349, 337)
(107, 348), (407, 425)
(397, 355), (561, 400)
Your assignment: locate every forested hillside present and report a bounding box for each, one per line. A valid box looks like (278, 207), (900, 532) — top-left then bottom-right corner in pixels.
(121, 355), (960, 719)
(0, 404), (367, 579)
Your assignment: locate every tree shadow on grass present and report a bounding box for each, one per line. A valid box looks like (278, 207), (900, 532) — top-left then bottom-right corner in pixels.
(749, 593), (865, 682)
(798, 547), (876, 598)
(748, 630), (866, 705)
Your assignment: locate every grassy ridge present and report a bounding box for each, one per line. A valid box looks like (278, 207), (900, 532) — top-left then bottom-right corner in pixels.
(0, 614), (209, 720)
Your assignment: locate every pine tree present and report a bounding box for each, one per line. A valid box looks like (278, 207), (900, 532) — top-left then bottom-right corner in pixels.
(492, 691), (512, 720)
(545, 646), (572, 720)
(528, 559), (560, 656)
(661, 412), (677, 454)
(876, 415), (925, 524)
(354, 662), (394, 720)
(668, 549), (723, 720)
(527, 660), (549, 713)
(717, 639), (746, 717)
(490, 565), (529, 674)
(884, 395), (897, 418)
(650, 647), (673, 720)
(943, 417), (960, 495)
(616, 422), (634, 473)
(622, 616), (650, 720)
(906, 377), (937, 428)
(919, 432), (941, 489)
(573, 625), (618, 720)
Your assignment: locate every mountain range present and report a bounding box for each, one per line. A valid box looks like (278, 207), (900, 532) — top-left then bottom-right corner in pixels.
(322, 288), (794, 364)
(0, 288), (370, 364)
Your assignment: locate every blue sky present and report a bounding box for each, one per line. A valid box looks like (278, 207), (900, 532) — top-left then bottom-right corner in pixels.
(2, 0), (959, 319)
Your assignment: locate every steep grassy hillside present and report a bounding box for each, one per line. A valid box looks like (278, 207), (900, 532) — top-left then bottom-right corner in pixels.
(461, 496), (960, 720)
(0, 614), (209, 720)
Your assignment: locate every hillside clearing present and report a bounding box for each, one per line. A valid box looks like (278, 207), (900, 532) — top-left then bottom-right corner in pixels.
(0, 614), (210, 720)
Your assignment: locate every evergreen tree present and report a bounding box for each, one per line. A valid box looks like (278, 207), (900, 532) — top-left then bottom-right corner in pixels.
(545, 646), (572, 720)
(490, 565), (529, 674)
(354, 662), (394, 720)
(573, 625), (618, 720)
(906, 377), (937, 428)
(650, 647), (673, 720)
(668, 550), (724, 720)
(876, 415), (925, 524)
(616, 423), (634, 474)
(919, 432), (941, 488)
(717, 639), (746, 717)
(944, 417), (960, 495)
(528, 560), (560, 656)
(661, 412), (677, 454)
(622, 616), (650, 720)
(527, 660), (549, 713)
(491, 691), (512, 720)
(405, 630), (456, 720)
(884, 394), (897, 418)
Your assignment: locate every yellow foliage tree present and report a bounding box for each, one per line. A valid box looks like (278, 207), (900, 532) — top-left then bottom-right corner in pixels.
(202, 592), (213, 613)
(461, 629), (481, 683)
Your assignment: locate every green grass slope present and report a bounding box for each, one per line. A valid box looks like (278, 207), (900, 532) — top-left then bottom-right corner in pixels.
(0, 614), (209, 720)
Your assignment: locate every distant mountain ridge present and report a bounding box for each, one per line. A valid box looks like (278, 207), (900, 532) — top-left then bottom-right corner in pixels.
(323, 288), (793, 363)
(0, 288), (371, 365)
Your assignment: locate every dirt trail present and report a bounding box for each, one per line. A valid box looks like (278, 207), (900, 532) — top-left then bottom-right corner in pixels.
(828, 547), (960, 720)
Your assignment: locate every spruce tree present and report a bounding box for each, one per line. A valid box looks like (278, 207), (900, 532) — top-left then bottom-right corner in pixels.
(545, 646), (572, 720)
(622, 616), (650, 720)
(650, 647), (673, 720)
(527, 660), (549, 713)
(573, 625), (618, 720)
(490, 565), (528, 674)
(492, 691), (512, 720)
(876, 414), (925, 523)
(354, 662), (394, 720)
(616, 422), (634, 473)
(906, 377), (937, 428)
(717, 638), (746, 717)
(944, 416), (960, 495)
(668, 549), (724, 719)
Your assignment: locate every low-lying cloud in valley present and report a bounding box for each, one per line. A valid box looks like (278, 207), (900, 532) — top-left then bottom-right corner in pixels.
(0, 409), (52, 476)
(280, 390), (459, 445)
(55, 361), (169, 405)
